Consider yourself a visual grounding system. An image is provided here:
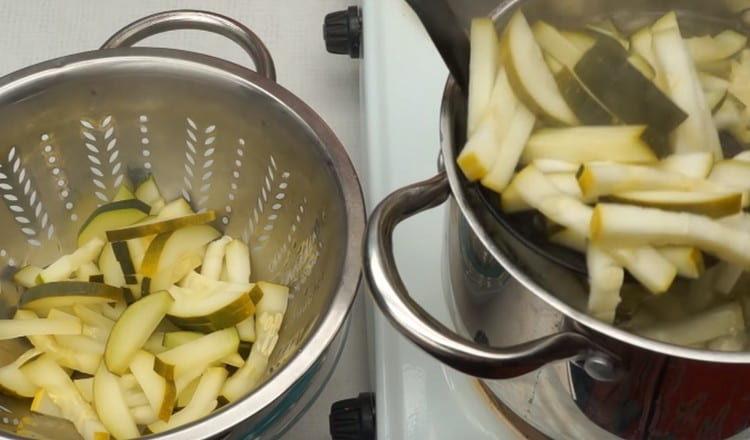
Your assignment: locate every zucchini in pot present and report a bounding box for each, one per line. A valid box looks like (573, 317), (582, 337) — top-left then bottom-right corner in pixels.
(659, 152), (714, 179)
(603, 191), (743, 218)
(503, 11), (578, 125)
(687, 30), (747, 65)
(225, 239), (252, 283)
(38, 238), (106, 283)
(129, 350), (176, 422)
(587, 244), (625, 323)
(0, 348), (42, 398)
(13, 265), (42, 288)
(467, 18), (501, 136)
(637, 301), (746, 346)
(167, 285), (256, 332)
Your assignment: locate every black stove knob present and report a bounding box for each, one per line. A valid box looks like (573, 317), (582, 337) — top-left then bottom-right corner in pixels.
(323, 6), (362, 58)
(329, 392), (375, 440)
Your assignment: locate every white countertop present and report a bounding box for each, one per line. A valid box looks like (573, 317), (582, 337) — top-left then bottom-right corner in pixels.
(0, 1), (369, 439)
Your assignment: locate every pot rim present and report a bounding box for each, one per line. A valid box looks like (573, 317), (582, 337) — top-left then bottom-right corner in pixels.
(0, 47), (366, 439)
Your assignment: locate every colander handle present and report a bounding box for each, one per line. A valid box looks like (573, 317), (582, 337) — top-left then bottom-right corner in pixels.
(101, 10), (277, 81)
(365, 171), (620, 380)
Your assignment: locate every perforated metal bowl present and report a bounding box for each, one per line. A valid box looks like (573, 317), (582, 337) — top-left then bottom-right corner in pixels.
(0, 10), (364, 439)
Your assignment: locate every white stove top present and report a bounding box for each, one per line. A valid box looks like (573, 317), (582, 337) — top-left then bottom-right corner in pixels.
(361, 1), (521, 438)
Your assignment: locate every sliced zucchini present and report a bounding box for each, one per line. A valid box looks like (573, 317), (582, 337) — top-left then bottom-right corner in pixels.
(76, 262), (102, 282)
(521, 126), (657, 165)
(154, 328), (239, 380)
(637, 301), (745, 346)
(142, 225), (220, 292)
(135, 176), (165, 210)
(78, 200), (150, 247)
(74, 377), (94, 403)
(603, 191), (743, 218)
(221, 350), (269, 403)
(30, 389), (63, 418)
(511, 166), (593, 238)
(604, 246), (677, 294)
(127, 235), (154, 275)
(707, 333), (747, 352)
(155, 198), (194, 220)
(255, 282), (289, 316)
(659, 152), (715, 179)
(111, 241), (136, 284)
(129, 350), (176, 422)
(628, 53), (655, 80)
(701, 59), (733, 78)
(586, 19), (629, 49)
(590, 204), (750, 269)
(458, 69), (519, 181)
(559, 30), (595, 52)
(659, 246), (705, 279)
(705, 89), (729, 113)
(55, 335), (105, 354)
(713, 93), (746, 131)
(549, 228), (587, 253)
(38, 238), (106, 283)
(73, 304), (114, 331)
(225, 239), (252, 283)
(578, 163), (707, 199)
(105, 290), (173, 374)
(162, 331), (245, 368)
(176, 378), (199, 408)
(532, 21), (585, 68)
(19, 281), (122, 313)
(554, 65), (615, 125)
(709, 160), (750, 191)
(149, 367), (228, 434)
(99, 243), (126, 287)
(587, 244), (624, 323)
(2, 315), (82, 340)
(686, 30), (747, 65)
(0, 348), (42, 398)
(236, 316), (256, 343)
(480, 103), (536, 193)
(631, 26), (657, 70)
(502, 172), (589, 213)
(143, 331), (167, 354)
(112, 184), (135, 202)
(93, 363), (139, 440)
(467, 18), (500, 136)
(131, 406), (159, 425)
(202, 236), (233, 280)
(532, 159), (579, 174)
(503, 11), (578, 125)
(651, 14), (723, 160)
(48, 308), (107, 341)
(167, 284), (256, 332)
(21, 354), (109, 440)
(106, 211), (216, 242)
(13, 265), (42, 288)
(574, 38), (688, 138)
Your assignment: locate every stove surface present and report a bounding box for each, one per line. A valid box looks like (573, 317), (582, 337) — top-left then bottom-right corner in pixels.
(362, 1), (522, 438)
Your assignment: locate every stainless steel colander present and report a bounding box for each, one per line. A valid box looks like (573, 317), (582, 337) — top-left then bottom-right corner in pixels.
(0, 10), (364, 440)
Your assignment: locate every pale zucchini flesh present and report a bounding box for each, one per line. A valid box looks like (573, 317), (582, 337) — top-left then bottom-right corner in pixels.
(503, 11), (578, 125)
(521, 126), (657, 165)
(0, 348), (42, 398)
(225, 239), (252, 283)
(637, 302), (745, 346)
(155, 328), (239, 380)
(467, 18), (500, 136)
(93, 363), (140, 439)
(105, 291), (173, 374)
(587, 244), (625, 323)
(480, 102), (536, 193)
(129, 350), (176, 422)
(201, 236), (233, 280)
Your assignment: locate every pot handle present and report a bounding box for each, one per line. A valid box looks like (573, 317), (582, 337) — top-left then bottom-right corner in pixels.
(100, 10), (276, 81)
(365, 171), (620, 380)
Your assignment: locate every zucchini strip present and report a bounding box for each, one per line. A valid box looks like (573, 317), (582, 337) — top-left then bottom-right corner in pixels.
(30, 388), (63, 418)
(0, 348), (42, 398)
(21, 355), (109, 440)
(155, 328), (239, 380)
(236, 315), (256, 343)
(587, 244), (624, 323)
(225, 239), (252, 283)
(480, 102), (536, 193)
(149, 367), (228, 434)
(13, 266), (42, 288)
(1, 313), (82, 340)
(637, 302), (745, 346)
(94, 363), (140, 440)
(467, 18), (501, 136)
(107, 211), (216, 242)
(38, 238), (106, 283)
(78, 199), (150, 247)
(105, 291), (173, 375)
(591, 204), (750, 269)
(202, 236), (233, 280)
(19, 281), (123, 313)
(129, 350), (176, 422)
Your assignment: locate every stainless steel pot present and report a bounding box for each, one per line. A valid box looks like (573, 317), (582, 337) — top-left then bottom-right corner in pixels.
(365, 1), (750, 438)
(0, 10), (364, 440)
